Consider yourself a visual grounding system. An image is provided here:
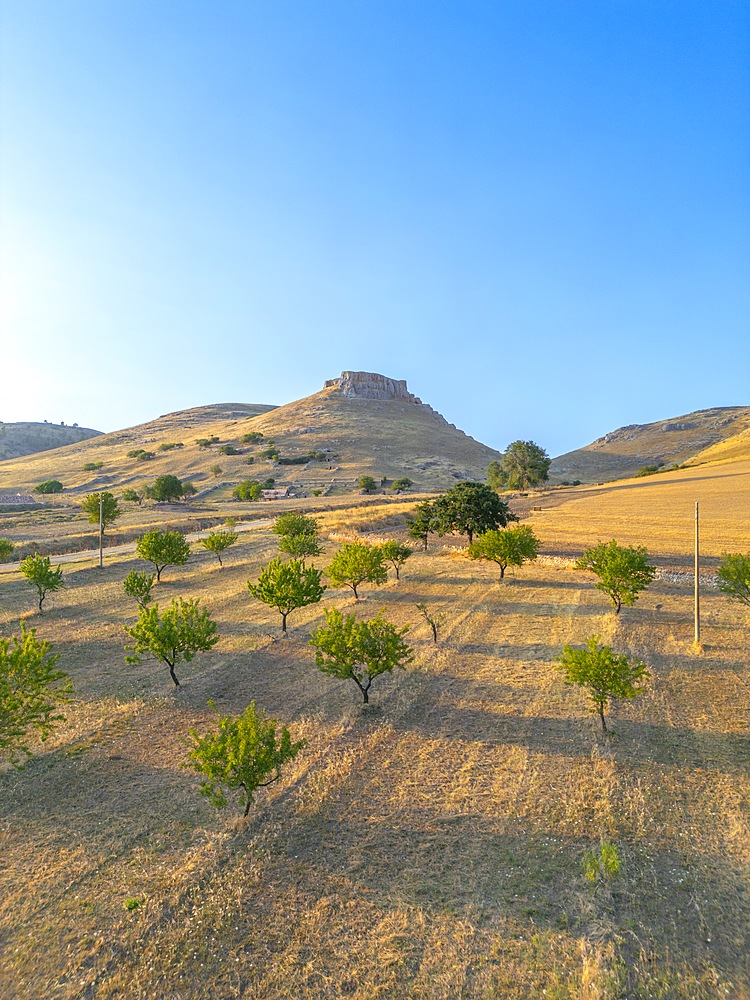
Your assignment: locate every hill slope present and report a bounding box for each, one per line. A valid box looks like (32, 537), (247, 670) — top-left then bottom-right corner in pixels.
(0, 374), (501, 495)
(0, 421), (102, 461)
(550, 406), (750, 483)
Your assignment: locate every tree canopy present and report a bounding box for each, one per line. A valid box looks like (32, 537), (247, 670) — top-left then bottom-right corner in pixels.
(136, 529), (191, 582)
(187, 701), (305, 817)
(124, 597), (219, 686)
(432, 481), (517, 544)
(469, 524), (540, 578)
(20, 554), (65, 612)
(576, 540), (655, 613)
(309, 608), (413, 703)
(717, 552), (750, 607)
(407, 500), (438, 550)
(146, 475), (185, 503)
(200, 529), (238, 567)
(248, 558), (326, 632)
(0, 624), (72, 764)
(498, 440), (551, 490)
(556, 636), (650, 731)
(379, 540), (413, 580)
(80, 491), (122, 534)
(327, 542), (388, 599)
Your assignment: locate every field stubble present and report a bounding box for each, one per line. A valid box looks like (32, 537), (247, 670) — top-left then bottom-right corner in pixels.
(0, 492), (748, 998)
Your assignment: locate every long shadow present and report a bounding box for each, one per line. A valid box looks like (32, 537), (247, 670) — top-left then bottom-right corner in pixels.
(393, 704), (750, 774)
(440, 640), (561, 662)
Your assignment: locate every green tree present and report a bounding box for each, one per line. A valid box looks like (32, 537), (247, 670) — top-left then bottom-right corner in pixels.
(0, 538), (14, 562)
(124, 597), (219, 687)
(136, 529), (191, 582)
(201, 529), (238, 567)
(499, 440), (551, 490)
(0, 624), (72, 764)
(273, 512), (321, 557)
(233, 479), (262, 501)
(432, 481), (517, 544)
(309, 608), (413, 704)
(327, 542), (388, 599)
(123, 570), (156, 609)
(556, 636), (650, 732)
(358, 475), (377, 493)
(379, 540), (413, 580)
(487, 460), (507, 492)
(391, 478), (412, 493)
(407, 501), (438, 550)
(248, 558), (326, 633)
(33, 480), (63, 494)
(187, 701), (305, 817)
(121, 488), (143, 505)
(576, 540), (655, 614)
(80, 491), (122, 536)
(147, 475), (184, 502)
(717, 552), (750, 607)
(182, 482), (198, 498)
(468, 524), (540, 579)
(19, 554), (65, 612)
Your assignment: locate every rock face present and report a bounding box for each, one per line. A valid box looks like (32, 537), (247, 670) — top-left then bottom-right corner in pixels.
(324, 371), (416, 401)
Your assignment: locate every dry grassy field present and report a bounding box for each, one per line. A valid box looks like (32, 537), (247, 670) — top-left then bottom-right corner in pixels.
(1, 470), (749, 999)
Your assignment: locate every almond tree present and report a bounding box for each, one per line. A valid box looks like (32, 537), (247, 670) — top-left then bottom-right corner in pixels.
(327, 542), (387, 599)
(248, 558), (326, 633)
(124, 597), (219, 687)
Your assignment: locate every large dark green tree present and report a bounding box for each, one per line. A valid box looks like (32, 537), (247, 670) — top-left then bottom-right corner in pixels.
(146, 475), (184, 502)
(432, 482), (517, 544)
(499, 441), (551, 490)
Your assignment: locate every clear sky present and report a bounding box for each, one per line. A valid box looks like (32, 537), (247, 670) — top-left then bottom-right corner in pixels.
(1, 0), (748, 456)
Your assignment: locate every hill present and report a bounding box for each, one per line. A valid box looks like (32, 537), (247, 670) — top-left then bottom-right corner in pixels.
(0, 373), (502, 496)
(550, 406), (750, 483)
(0, 421), (103, 461)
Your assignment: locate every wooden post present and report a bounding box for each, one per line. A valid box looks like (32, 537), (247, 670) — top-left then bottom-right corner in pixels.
(694, 500), (700, 646)
(99, 493), (103, 569)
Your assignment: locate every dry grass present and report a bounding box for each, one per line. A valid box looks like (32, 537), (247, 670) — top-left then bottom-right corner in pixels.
(1, 482), (749, 998)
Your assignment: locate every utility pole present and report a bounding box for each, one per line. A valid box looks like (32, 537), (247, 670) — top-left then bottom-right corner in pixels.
(694, 500), (700, 646)
(99, 493), (104, 569)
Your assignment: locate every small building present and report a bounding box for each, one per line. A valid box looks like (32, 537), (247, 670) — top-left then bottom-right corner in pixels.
(261, 488), (291, 500)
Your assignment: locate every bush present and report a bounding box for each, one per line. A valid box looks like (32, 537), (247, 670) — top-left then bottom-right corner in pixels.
(582, 842), (621, 883)
(158, 442), (183, 451)
(33, 480), (63, 494)
(390, 478), (412, 493)
(0, 538), (15, 563)
(187, 701), (305, 817)
(195, 436), (219, 448)
(241, 432), (264, 444)
(82, 462), (103, 471)
(259, 447), (280, 460)
(136, 451), (155, 461)
(218, 445), (239, 455)
(635, 464), (663, 477)
(277, 455), (309, 465)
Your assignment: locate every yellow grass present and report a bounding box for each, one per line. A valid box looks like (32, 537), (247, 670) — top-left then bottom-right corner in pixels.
(1, 475), (749, 998)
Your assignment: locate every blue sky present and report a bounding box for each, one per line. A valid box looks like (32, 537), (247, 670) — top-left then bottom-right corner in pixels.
(1, 0), (748, 456)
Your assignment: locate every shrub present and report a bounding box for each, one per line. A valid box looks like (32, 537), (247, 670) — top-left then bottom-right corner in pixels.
(187, 701), (305, 817)
(121, 488), (142, 505)
(218, 445), (238, 455)
(0, 539), (14, 562)
(259, 446), (280, 460)
(33, 480), (63, 494)
(82, 461), (104, 471)
(582, 842), (621, 883)
(158, 442), (183, 451)
(136, 451), (155, 461)
(146, 475), (184, 502)
(241, 432), (264, 444)
(195, 436), (219, 448)
(390, 478), (412, 493)
(233, 479), (262, 501)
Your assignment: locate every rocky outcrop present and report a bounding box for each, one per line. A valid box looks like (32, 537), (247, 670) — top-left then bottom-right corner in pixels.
(324, 371), (416, 400)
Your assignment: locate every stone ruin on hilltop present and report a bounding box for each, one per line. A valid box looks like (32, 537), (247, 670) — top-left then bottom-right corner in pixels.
(323, 371), (460, 431)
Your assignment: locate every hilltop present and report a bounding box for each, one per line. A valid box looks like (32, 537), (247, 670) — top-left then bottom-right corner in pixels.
(0, 421), (103, 461)
(0, 373), (502, 496)
(550, 405), (750, 483)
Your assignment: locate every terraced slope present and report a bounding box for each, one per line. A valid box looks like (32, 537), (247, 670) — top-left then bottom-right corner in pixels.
(550, 406), (750, 483)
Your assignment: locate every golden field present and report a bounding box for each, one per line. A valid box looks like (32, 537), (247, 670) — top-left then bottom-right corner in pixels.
(1, 456), (749, 999)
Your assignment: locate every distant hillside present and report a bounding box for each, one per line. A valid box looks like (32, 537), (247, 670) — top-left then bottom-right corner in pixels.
(550, 406), (750, 483)
(0, 375), (500, 496)
(0, 422), (103, 461)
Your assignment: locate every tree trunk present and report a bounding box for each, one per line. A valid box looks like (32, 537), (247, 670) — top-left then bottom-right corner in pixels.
(168, 662), (180, 687)
(351, 583), (359, 599)
(499, 564), (506, 579)
(281, 611), (288, 633)
(217, 553), (223, 567)
(394, 565), (400, 580)
(38, 589), (45, 612)
(431, 622), (438, 644)
(598, 704), (607, 732)
(156, 565), (163, 582)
